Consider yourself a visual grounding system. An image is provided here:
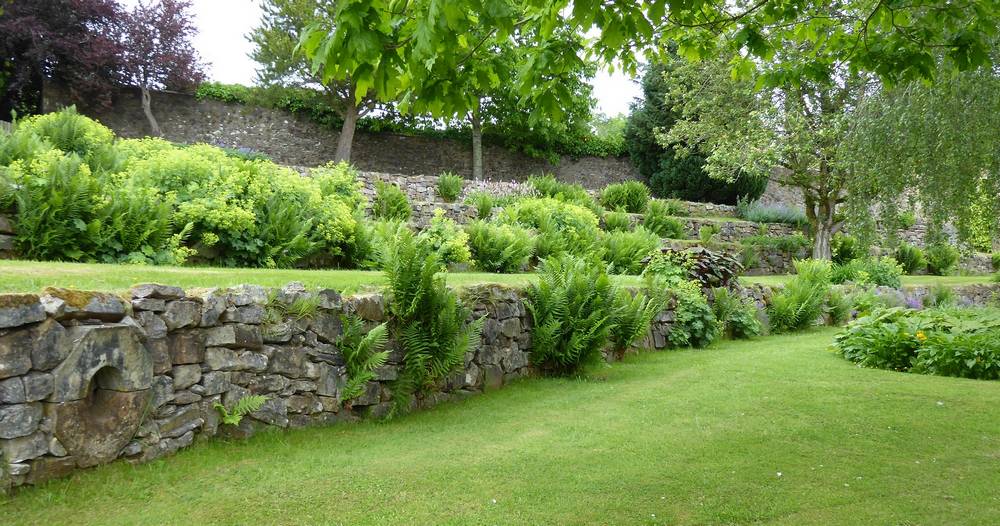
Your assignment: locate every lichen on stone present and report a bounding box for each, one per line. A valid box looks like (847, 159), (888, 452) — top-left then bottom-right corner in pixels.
(0, 293), (40, 309)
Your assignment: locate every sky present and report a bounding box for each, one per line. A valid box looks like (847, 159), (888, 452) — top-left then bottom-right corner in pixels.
(122, 0), (642, 117)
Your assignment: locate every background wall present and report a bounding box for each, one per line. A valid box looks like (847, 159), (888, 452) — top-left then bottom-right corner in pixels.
(42, 85), (639, 186)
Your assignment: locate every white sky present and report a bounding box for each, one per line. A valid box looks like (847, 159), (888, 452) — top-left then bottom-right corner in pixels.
(122, 0), (641, 116)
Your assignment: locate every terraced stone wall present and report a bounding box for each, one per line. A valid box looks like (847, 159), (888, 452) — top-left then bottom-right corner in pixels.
(0, 212), (14, 260)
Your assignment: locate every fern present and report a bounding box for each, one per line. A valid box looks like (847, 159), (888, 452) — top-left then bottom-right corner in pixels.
(610, 288), (665, 353)
(338, 316), (390, 401)
(214, 394), (268, 426)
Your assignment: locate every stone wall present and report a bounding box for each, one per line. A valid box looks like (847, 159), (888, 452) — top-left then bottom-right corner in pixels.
(0, 212), (15, 260)
(42, 85), (637, 187)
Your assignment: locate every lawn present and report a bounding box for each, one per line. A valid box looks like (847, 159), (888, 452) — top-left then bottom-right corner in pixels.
(0, 259), (643, 294)
(4, 329), (999, 525)
(743, 274), (995, 288)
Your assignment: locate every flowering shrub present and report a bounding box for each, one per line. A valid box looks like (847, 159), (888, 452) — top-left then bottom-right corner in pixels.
(833, 307), (1000, 380)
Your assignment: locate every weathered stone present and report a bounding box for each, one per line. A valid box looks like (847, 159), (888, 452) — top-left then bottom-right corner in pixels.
(221, 305), (265, 325)
(198, 290), (227, 327)
(154, 403), (177, 419)
(204, 324), (262, 350)
(1, 431), (47, 462)
(483, 365), (503, 389)
(477, 345), (502, 366)
(0, 376), (25, 403)
(308, 344), (345, 366)
(171, 364), (201, 390)
(198, 371), (231, 396)
(316, 289), (342, 310)
(42, 288), (125, 322)
(199, 396), (222, 437)
(0, 214), (13, 234)
(120, 441), (143, 457)
(149, 375), (175, 410)
(136, 311), (168, 340)
(353, 381), (380, 406)
(131, 298), (166, 312)
(147, 338), (171, 375)
(131, 284), (185, 301)
(463, 362), (482, 388)
(374, 364), (398, 381)
(22, 372), (53, 401)
(26, 456), (77, 485)
(167, 330), (205, 365)
(50, 325), (152, 402)
(310, 312), (342, 343)
(222, 385), (251, 408)
(28, 318), (68, 372)
(289, 379), (317, 393)
(48, 436), (67, 457)
(287, 393), (321, 414)
(501, 318), (520, 338)
(349, 293), (385, 321)
(0, 331), (31, 380)
(158, 406), (204, 439)
(40, 295), (66, 317)
(261, 322), (293, 343)
(316, 363), (347, 398)
(0, 403), (42, 438)
(237, 351), (268, 372)
(8, 462), (29, 476)
(482, 318), (501, 343)
(48, 388), (150, 467)
(162, 300), (200, 330)
(268, 347), (307, 377)
(0, 294), (45, 329)
(158, 430), (195, 456)
(318, 395), (340, 412)
(173, 390), (202, 405)
(246, 374), (290, 394)
(250, 397), (288, 427)
(228, 285), (267, 307)
(204, 347), (239, 371)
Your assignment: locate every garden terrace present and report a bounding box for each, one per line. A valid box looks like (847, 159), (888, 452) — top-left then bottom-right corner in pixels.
(4, 329), (1000, 524)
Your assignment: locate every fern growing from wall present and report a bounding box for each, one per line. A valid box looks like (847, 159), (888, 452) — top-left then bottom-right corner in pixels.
(339, 316), (390, 402)
(214, 395), (268, 426)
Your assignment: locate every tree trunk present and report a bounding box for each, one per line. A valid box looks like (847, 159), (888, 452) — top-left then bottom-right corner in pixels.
(335, 100), (359, 163)
(809, 193), (838, 260)
(471, 103), (483, 180)
(140, 86), (161, 137)
(812, 222), (833, 260)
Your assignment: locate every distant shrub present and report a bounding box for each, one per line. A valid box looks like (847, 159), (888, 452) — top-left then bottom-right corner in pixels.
(831, 234), (864, 264)
(600, 180), (650, 213)
(464, 220), (535, 273)
(643, 199), (686, 238)
(831, 257), (904, 288)
(698, 224), (721, 244)
(925, 243), (960, 275)
(600, 227), (660, 275)
(417, 209), (472, 266)
(527, 173), (599, 211)
(602, 210), (632, 232)
(373, 181), (412, 221)
(898, 210), (918, 230)
(711, 287), (762, 339)
(661, 278), (718, 348)
(922, 283), (956, 308)
(740, 233), (810, 255)
(499, 197), (600, 259)
(17, 105), (115, 159)
(464, 191), (494, 220)
(641, 251), (692, 284)
(894, 243), (927, 274)
(768, 259), (832, 333)
(992, 252), (1000, 272)
(735, 197), (808, 226)
(436, 172), (464, 202)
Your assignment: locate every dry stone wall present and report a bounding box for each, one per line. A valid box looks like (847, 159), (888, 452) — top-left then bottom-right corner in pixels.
(0, 212), (14, 260)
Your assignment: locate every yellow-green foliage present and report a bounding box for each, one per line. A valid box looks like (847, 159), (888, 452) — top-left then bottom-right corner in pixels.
(499, 197), (600, 259)
(0, 108), (366, 268)
(417, 209), (472, 265)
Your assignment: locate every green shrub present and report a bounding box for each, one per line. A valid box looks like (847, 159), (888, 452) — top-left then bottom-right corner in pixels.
(380, 226), (483, 416)
(436, 172), (464, 202)
(600, 180), (650, 213)
(992, 252), (1000, 272)
(641, 251), (691, 284)
(833, 307), (1000, 380)
(698, 224), (721, 244)
(925, 243), (960, 275)
(898, 210), (917, 230)
(831, 257), (904, 288)
(894, 243), (927, 274)
(312, 162), (366, 211)
(711, 287), (762, 339)
(677, 246), (743, 288)
(464, 220), (536, 273)
(373, 181), (412, 221)
(609, 288), (665, 355)
(499, 197), (600, 259)
(663, 278), (718, 348)
(643, 199), (686, 238)
(417, 209), (472, 266)
(768, 259), (832, 333)
(17, 105), (115, 159)
(464, 191), (494, 220)
(526, 254), (619, 375)
(831, 233), (863, 264)
(922, 283), (956, 308)
(741, 233), (810, 255)
(600, 227), (660, 275)
(602, 211), (632, 232)
(526, 173), (599, 211)
(735, 197), (808, 226)
(825, 287), (853, 326)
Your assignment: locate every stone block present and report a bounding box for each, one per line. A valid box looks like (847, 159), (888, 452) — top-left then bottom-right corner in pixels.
(0, 376), (25, 403)
(316, 289), (342, 310)
(147, 338), (171, 375)
(228, 285), (267, 307)
(287, 393), (321, 414)
(1, 431), (48, 462)
(171, 364), (201, 390)
(173, 390), (202, 404)
(48, 388), (150, 468)
(221, 305), (266, 325)
(131, 298), (166, 312)
(268, 347), (307, 377)
(246, 374), (290, 394)
(22, 372), (53, 401)
(0, 214), (13, 234)
(204, 347), (239, 371)
(374, 364), (398, 381)
(27, 456), (77, 485)
(28, 318), (68, 372)
(149, 375), (175, 410)
(0, 403), (42, 438)
(250, 397), (288, 427)
(162, 301), (201, 330)
(353, 381), (380, 406)
(483, 365), (503, 390)
(157, 406), (204, 439)
(167, 330), (205, 365)
(0, 294), (45, 330)
(262, 322), (293, 343)
(42, 288), (125, 322)
(348, 293), (384, 321)
(204, 324), (262, 350)
(237, 351), (268, 372)
(198, 371), (231, 396)
(501, 318), (521, 338)
(198, 290), (227, 327)
(49, 325), (152, 402)
(136, 311), (168, 340)
(316, 363), (347, 398)
(131, 284), (185, 301)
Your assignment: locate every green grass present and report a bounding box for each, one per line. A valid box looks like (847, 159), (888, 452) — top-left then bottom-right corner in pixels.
(0, 260), (642, 294)
(5, 329), (999, 525)
(743, 274), (995, 288)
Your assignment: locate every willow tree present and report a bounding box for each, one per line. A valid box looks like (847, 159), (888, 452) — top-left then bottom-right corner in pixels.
(841, 67), (1000, 250)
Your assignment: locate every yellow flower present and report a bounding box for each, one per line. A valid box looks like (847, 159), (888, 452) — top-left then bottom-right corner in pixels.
(915, 330), (927, 342)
